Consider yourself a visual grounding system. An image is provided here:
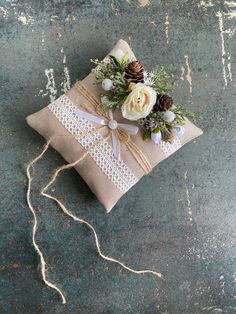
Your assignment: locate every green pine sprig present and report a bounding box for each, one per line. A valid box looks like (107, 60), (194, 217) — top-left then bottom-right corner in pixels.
(139, 104), (199, 141)
(151, 66), (174, 93)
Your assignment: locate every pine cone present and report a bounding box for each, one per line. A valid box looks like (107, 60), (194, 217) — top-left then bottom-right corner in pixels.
(125, 61), (144, 83)
(154, 94), (173, 111)
(161, 130), (174, 142)
(139, 117), (157, 132)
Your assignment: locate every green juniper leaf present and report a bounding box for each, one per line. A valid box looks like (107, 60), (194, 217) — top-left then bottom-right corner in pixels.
(177, 120), (186, 126)
(143, 130), (151, 141)
(109, 55), (120, 67)
(153, 127), (161, 133)
(151, 66), (174, 94)
(121, 52), (129, 65)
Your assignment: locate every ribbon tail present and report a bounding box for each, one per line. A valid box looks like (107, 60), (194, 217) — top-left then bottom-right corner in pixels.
(108, 109), (113, 120)
(75, 108), (107, 125)
(118, 123), (139, 135)
(111, 130), (120, 160)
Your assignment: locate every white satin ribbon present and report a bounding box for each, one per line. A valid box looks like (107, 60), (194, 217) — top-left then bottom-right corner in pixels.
(75, 108), (139, 159)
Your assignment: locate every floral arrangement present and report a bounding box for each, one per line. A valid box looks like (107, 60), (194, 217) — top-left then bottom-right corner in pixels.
(91, 49), (198, 144)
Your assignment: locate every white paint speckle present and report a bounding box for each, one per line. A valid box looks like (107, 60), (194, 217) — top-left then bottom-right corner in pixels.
(60, 48), (71, 93)
(50, 15), (59, 22)
(150, 20), (157, 26)
(217, 11), (228, 86)
(180, 55), (193, 97)
(219, 275), (225, 295)
(65, 14), (76, 22)
(217, 11), (233, 86)
(184, 55), (193, 96)
(180, 66), (185, 81)
(198, 0), (214, 8)
(17, 14), (34, 25)
(0, 6), (8, 18)
(41, 31), (45, 45)
(165, 14), (170, 44)
(45, 68), (57, 102)
(225, 1), (236, 18)
(138, 0), (150, 7)
(184, 171), (193, 222)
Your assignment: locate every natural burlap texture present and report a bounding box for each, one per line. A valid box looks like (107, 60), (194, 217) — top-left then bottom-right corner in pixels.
(26, 39), (203, 212)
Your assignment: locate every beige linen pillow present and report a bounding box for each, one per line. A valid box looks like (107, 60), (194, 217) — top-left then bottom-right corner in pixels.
(26, 39), (203, 212)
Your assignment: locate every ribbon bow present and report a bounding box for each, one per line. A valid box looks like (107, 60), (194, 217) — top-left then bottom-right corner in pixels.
(75, 108), (139, 160)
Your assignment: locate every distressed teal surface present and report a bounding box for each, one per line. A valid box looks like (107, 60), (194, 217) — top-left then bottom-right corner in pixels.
(0, 0), (236, 313)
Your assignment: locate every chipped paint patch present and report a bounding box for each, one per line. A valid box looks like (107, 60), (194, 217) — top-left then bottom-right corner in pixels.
(17, 14), (34, 25)
(180, 66), (185, 81)
(217, 11), (232, 86)
(184, 55), (193, 96)
(184, 171), (193, 222)
(38, 49), (70, 100)
(0, 6), (8, 18)
(198, 0), (236, 89)
(110, 0), (120, 15)
(219, 275), (225, 295)
(150, 20), (157, 26)
(60, 48), (71, 93)
(50, 15), (59, 22)
(180, 55), (193, 97)
(165, 14), (170, 44)
(198, 0), (214, 8)
(225, 1), (236, 18)
(45, 68), (57, 102)
(41, 31), (45, 46)
(138, 0), (150, 7)
(65, 14), (76, 22)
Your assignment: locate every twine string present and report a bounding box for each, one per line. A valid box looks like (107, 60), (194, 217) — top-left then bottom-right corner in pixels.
(40, 135), (162, 280)
(26, 127), (108, 304)
(26, 137), (67, 304)
(26, 87), (161, 304)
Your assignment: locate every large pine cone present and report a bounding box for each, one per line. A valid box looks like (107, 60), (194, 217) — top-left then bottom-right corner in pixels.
(154, 94), (173, 111)
(125, 61), (144, 83)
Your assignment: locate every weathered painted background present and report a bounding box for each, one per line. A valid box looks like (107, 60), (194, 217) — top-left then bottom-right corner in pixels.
(1, 0), (236, 313)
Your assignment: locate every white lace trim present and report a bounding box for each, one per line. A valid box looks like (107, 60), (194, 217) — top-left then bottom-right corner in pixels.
(159, 138), (182, 157)
(48, 95), (138, 194)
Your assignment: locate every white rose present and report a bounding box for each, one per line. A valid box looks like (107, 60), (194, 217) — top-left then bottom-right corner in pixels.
(121, 83), (157, 121)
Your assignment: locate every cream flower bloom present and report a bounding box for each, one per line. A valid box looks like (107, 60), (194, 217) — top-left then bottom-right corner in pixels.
(121, 83), (157, 121)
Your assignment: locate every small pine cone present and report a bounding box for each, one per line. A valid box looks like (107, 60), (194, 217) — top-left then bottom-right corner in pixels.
(138, 118), (149, 130)
(125, 60), (144, 83)
(161, 130), (174, 142)
(139, 117), (157, 131)
(154, 94), (173, 111)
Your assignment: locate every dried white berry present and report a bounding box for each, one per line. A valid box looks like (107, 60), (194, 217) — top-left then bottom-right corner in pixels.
(101, 96), (108, 104)
(172, 125), (185, 137)
(102, 78), (113, 91)
(151, 131), (162, 144)
(163, 111), (176, 123)
(113, 49), (124, 61)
